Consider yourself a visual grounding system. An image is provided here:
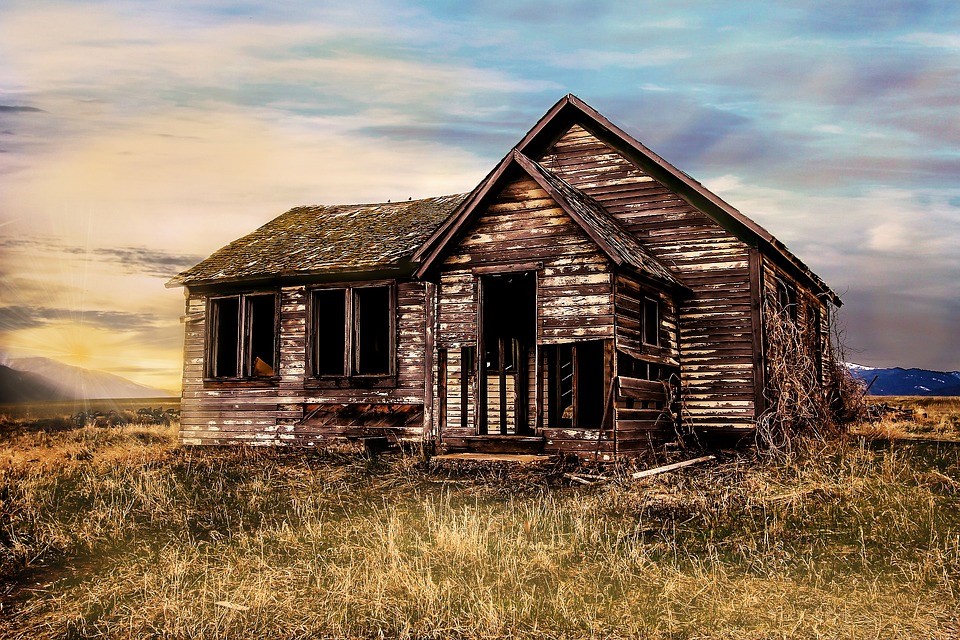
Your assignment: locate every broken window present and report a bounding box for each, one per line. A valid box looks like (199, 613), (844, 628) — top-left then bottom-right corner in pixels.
(207, 293), (277, 379)
(776, 279), (797, 320)
(310, 284), (394, 378)
(642, 297), (660, 346)
(547, 340), (607, 429)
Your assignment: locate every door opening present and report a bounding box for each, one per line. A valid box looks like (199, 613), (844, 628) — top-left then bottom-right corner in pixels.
(479, 271), (536, 435)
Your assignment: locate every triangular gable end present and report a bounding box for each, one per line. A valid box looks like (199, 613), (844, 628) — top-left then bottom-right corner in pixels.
(413, 151), (686, 294)
(511, 95), (841, 306)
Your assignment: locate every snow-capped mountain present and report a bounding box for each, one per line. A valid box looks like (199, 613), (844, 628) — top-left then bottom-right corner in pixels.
(846, 363), (960, 396)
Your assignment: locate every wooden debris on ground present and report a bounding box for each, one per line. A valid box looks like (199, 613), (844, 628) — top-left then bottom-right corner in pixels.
(562, 456), (716, 486)
(630, 455), (716, 480)
(866, 402), (917, 422)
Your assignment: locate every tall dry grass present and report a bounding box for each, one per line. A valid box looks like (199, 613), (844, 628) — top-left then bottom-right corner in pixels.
(1, 419), (958, 638)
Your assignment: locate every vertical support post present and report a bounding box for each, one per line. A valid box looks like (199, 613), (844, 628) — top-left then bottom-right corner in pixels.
(423, 282), (436, 443)
(498, 337), (508, 434)
(475, 276), (487, 435)
(437, 349), (447, 444)
(535, 345), (543, 431)
(461, 347), (471, 433)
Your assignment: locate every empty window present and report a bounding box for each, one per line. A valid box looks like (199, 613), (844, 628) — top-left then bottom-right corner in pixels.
(312, 289), (347, 375)
(642, 297), (660, 346)
(547, 341), (606, 429)
(207, 293), (277, 379)
(776, 279), (797, 320)
(310, 284), (394, 378)
(354, 286), (391, 375)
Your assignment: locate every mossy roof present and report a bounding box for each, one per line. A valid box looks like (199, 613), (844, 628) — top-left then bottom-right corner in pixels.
(168, 194), (467, 287)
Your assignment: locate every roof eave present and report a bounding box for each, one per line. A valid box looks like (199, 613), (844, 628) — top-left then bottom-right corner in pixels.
(169, 262), (416, 291)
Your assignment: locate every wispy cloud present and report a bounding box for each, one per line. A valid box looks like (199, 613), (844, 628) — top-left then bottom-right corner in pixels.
(0, 305), (166, 333)
(0, 0), (957, 376)
(899, 32), (960, 49)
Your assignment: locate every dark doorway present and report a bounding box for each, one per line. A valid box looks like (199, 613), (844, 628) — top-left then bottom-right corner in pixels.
(479, 271), (536, 435)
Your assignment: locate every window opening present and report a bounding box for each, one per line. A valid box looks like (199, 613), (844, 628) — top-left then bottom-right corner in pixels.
(776, 279), (797, 320)
(208, 293), (276, 379)
(246, 294), (276, 377)
(355, 286), (391, 375)
(310, 284), (394, 378)
(643, 297), (660, 346)
(312, 289), (347, 376)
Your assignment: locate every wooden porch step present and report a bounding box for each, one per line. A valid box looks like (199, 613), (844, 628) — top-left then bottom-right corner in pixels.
(431, 453), (551, 465)
(442, 435), (546, 454)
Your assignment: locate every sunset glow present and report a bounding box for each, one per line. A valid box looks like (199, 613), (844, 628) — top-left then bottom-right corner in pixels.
(2, 1), (959, 392)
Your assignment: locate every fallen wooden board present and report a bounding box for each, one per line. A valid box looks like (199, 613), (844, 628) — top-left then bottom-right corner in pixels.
(631, 455), (716, 480)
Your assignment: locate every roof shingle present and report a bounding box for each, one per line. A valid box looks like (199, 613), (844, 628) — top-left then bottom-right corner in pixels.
(168, 194), (467, 287)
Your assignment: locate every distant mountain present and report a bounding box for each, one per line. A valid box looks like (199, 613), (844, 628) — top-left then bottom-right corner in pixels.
(0, 365), (75, 403)
(4, 357), (173, 400)
(847, 363), (960, 396)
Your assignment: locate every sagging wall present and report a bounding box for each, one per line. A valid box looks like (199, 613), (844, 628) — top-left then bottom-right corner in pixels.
(435, 174), (616, 440)
(179, 280), (430, 445)
(612, 270), (681, 451)
(539, 124), (757, 434)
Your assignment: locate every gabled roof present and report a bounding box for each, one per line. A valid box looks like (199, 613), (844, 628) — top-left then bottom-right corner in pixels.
(167, 194), (466, 288)
(511, 94), (841, 306)
(413, 150), (687, 292)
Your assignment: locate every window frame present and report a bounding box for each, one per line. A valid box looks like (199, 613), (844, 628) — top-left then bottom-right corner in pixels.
(204, 291), (280, 383)
(775, 278), (798, 321)
(641, 296), (661, 347)
(307, 281), (397, 384)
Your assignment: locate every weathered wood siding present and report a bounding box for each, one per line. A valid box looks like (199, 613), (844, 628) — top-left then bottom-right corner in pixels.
(614, 270), (679, 365)
(179, 280), (430, 445)
(435, 174), (615, 438)
(179, 290), (282, 445)
(539, 124), (756, 432)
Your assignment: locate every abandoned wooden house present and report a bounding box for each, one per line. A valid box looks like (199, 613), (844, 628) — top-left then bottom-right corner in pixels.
(168, 94), (841, 458)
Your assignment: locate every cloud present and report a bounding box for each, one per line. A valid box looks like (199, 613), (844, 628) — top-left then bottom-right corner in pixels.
(0, 237), (204, 279)
(0, 105), (45, 112)
(899, 32), (960, 49)
(0, 0), (958, 375)
(551, 48), (690, 70)
(0, 305), (166, 333)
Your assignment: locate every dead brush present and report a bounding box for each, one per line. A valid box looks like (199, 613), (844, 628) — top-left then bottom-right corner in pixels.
(756, 296), (864, 457)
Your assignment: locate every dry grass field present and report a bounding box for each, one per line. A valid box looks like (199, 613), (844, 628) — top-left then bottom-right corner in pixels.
(1, 404), (958, 639)
(855, 396), (960, 442)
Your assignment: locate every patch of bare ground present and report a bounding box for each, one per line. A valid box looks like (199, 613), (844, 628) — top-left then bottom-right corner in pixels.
(0, 416), (958, 638)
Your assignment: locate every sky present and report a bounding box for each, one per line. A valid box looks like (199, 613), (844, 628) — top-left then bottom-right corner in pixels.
(1, 0), (958, 392)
